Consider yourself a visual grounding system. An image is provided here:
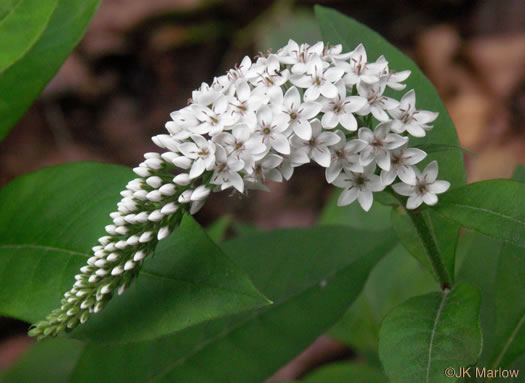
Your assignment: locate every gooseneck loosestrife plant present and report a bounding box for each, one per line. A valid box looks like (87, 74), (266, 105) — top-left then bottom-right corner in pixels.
(29, 40), (450, 340)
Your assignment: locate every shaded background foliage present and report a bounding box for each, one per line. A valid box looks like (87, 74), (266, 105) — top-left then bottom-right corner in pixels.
(1, 0), (525, 378)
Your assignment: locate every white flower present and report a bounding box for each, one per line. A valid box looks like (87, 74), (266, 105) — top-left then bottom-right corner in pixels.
(210, 145), (245, 193)
(273, 86), (321, 140)
(333, 164), (385, 211)
(250, 54), (289, 93)
(213, 125), (267, 172)
(375, 56), (411, 90)
(358, 123), (408, 170)
(223, 55), (257, 89)
(392, 161), (450, 209)
(277, 40), (324, 74)
(320, 79), (367, 131)
(178, 135), (216, 179)
(191, 97), (238, 135)
(192, 82), (221, 106)
(356, 81), (399, 121)
(342, 44), (387, 86)
(253, 105), (290, 155)
(290, 55), (344, 101)
(246, 154), (284, 188)
(389, 90), (439, 137)
(325, 131), (367, 183)
(228, 81), (268, 129)
(291, 119), (340, 167)
(380, 145), (427, 185)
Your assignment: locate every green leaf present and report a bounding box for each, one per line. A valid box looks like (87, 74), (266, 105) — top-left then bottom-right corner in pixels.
(0, 338), (83, 383)
(487, 242), (525, 371)
(315, 5), (464, 286)
(414, 143), (476, 157)
(0, 162), (268, 343)
(205, 215), (232, 243)
(456, 167), (525, 376)
(330, 244), (437, 354)
(0, 162), (133, 322)
(303, 361), (388, 383)
(0, 0), (58, 73)
(513, 164), (525, 182)
(378, 283), (482, 383)
(0, 0), (101, 141)
(434, 180), (525, 246)
(319, 188), (392, 231)
(71, 225), (397, 383)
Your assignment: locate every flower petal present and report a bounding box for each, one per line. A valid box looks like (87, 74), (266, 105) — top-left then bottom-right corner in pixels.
(397, 165), (417, 185)
(339, 112), (358, 131)
(312, 146), (332, 167)
(422, 192), (438, 206)
(293, 119), (312, 140)
(392, 182), (415, 196)
(337, 186), (359, 206)
(424, 160), (439, 183)
(357, 191), (374, 211)
(304, 86), (321, 102)
(428, 180), (450, 194)
(406, 195), (423, 209)
(284, 86), (301, 110)
(270, 134), (291, 155)
(319, 82), (338, 99)
(321, 111), (339, 129)
(325, 163), (342, 184)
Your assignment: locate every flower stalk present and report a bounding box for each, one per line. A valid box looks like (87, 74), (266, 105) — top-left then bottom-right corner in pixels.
(405, 208), (452, 290)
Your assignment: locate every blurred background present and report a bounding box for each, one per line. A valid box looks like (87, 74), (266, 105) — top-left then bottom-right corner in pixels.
(1, 0), (525, 377)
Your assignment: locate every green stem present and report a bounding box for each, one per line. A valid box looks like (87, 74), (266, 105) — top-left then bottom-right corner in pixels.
(406, 209), (452, 290)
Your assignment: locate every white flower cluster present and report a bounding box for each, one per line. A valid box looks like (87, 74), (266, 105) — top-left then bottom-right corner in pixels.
(31, 40), (450, 340)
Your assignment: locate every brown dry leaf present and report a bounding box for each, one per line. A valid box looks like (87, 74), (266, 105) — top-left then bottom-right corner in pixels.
(446, 91), (492, 151)
(465, 34), (525, 99)
(42, 54), (98, 98)
(266, 336), (349, 381)
(415, 25), (462, 96)
(81, 0), (207, 56)
(0, 336), (33, 369)
(468, 143), (520, 182)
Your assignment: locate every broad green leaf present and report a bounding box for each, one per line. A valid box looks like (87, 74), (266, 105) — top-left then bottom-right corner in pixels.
(513, 164), (525, 182)
(0, 0), (100, 141)
(488, 242), (525, 372)
(0, 0), (58, 73)
(434, 180), (525, 246)
(0, 162), (133, 321)
(315, 5), (464, 285)
(259, 8), (321, 51)
(205, 215), (232, 243)
(330, 244), (437, 354)
(414, 143), (475, 157)
(303, 362), (388, 383)
(378, 283), (482, 383)
(319, 188), (391, 231)
(71, 225), (397, 383)
(0, 338), (83, 383)
(72, 214), (269, 343)
(456, 167), (525, 378)
(0, 162), (268, 343)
